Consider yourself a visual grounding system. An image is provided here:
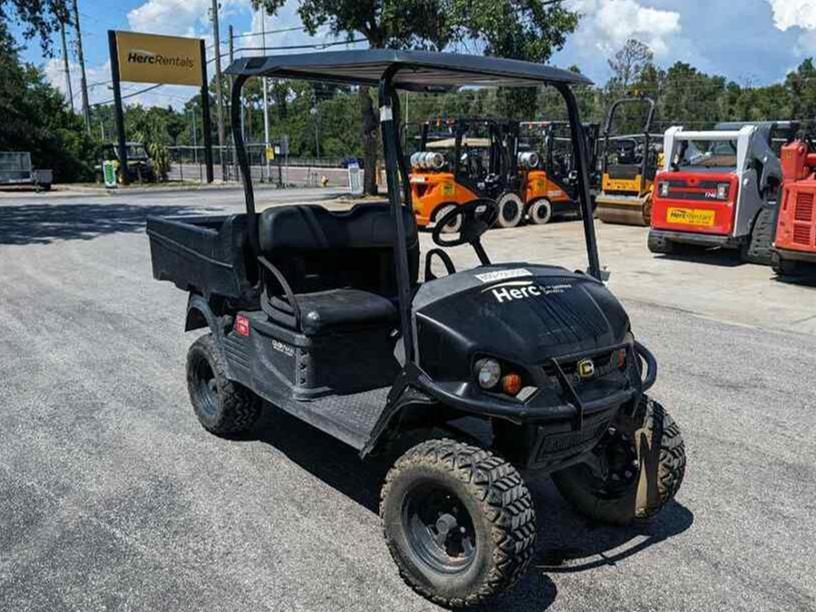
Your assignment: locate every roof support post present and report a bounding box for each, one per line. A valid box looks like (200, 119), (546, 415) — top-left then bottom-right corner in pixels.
(231, 74), (260, 257)
(558, 84), (602, 280)
(379, 68), (416, 364)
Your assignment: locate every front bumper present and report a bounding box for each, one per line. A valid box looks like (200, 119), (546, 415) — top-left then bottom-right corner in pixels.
(775, 246), (816, 264)
(650, 228), (740, 248)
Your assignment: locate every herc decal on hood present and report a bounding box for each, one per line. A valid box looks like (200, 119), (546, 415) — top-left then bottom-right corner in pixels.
(483, 278), (573, 303)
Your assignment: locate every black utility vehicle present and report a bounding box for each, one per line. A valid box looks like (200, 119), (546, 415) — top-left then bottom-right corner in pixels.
(147, 50), (686, 608)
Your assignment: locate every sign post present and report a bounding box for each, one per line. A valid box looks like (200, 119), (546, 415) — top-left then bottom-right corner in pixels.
(107, 31), (214, 184)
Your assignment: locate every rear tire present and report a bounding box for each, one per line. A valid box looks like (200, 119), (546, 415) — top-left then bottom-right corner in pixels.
(527, 198), (553, 225)
(741, 207), (776, 265)
(496, 193), (524, 228)
(186, 334), (261, 435)
(552, 397), (685, 526)
(648, 231), (677, 255)
(380, 438), (536, 608)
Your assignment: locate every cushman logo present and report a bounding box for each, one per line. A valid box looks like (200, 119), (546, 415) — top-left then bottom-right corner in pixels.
(483, 279), (573, 303)
(126, 49), (195, 69)
(576, 359), (595, 379)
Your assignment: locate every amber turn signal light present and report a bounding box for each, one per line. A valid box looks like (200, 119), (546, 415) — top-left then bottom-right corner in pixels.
(501, 373), (523, 396)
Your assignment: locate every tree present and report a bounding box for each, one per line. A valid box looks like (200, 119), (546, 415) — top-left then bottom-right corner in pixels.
(1, 0), (69, 53)
(785, 59), (816, 122)
(255, 0), (578, 194)
(0, 25), (95, 180)
(608, 39), (654, 92)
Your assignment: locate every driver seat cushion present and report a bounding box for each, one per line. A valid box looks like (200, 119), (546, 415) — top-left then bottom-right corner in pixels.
(269, 289), (398, 336)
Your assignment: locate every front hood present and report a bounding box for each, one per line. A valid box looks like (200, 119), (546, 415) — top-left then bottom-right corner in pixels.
(413, 264), (629, 368)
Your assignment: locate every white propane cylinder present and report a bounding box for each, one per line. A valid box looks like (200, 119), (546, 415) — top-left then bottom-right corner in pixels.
(518, 151), (540, 169)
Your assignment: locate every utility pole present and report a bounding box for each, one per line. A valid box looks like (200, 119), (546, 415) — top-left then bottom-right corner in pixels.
(59, 21), (74, 112)
(70, 0), (91, 133)
(190, 108), (197, 164)
(210, 0), (227, 181)
(312, 90), (320, 159)
(261, 9), (271, 183)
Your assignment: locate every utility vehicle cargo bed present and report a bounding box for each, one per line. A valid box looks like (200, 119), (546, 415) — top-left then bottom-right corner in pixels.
(147, 214), (257, 304)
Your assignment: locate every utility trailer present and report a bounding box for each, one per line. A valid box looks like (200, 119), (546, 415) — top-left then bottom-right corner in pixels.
(147, 50), (686, 608)
(0, 152), (52, 191)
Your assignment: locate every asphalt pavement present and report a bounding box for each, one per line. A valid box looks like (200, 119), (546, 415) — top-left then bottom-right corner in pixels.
(1, 188), (814, 611)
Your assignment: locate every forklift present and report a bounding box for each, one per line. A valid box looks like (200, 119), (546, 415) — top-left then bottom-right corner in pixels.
(772, 126), (816, 275)
(595, 96), (662, 226)
(410, 118), (519, 230)
(519, 121), (601, 224)
(649, 122), (797, 264)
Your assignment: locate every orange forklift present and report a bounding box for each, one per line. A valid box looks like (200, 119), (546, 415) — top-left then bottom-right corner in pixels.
(410, 118), (600, 229)
(518, 121), (601, 224)
(409, 118), (517, 230)
(772, 128), (816, 275)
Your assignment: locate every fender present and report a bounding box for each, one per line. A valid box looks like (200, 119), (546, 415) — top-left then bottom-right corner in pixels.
(185, 293), (233, 375)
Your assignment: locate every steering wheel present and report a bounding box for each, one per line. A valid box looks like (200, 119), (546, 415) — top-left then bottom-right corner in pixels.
(432, 199), (499, 248)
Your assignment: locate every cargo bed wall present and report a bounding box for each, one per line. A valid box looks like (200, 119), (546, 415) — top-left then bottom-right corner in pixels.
(146, 214), (257, 303)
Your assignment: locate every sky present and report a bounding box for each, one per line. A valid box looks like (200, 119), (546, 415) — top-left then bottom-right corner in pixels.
(12, 0), (816, 110)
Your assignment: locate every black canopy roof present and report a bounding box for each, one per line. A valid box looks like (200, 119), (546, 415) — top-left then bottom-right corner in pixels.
(224, 49), (592, 91)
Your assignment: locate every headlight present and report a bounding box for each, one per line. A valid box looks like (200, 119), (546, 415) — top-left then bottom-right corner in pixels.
(717, 182), (729, 200)
(475, 358), (501, 389)
(659, 181), (669, 197)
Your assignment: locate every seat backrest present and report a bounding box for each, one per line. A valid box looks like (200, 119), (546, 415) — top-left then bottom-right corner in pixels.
(258, 203), (419, 295)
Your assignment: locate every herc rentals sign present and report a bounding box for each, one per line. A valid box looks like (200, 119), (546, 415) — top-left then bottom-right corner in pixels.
(115, 31), (202, 86)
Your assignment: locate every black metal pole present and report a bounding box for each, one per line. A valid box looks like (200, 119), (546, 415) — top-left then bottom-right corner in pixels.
(107, 31), (129, 185)
(559, 84), (602, 281)
(231, 75), (259, 256)
(199, 39), (214, 183)
(379, 68), (416, 364)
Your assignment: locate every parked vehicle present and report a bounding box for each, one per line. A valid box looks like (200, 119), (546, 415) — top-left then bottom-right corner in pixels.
(772, 129), (816, 275)
(519, 121), (601, 224)
(0, 151), (52, 191)
(147, 50), (686, 608)
(649, 122), (796, 264)
(95, 142), (156, 183)
(595, 96), (662, 226)
(410, 118), (520, 228)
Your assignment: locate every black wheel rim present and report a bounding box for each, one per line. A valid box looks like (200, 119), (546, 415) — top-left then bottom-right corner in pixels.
(192, 356), (219, 418)
(502, 201), (519, 223)
(403, 483), (477, 574)
(585, 429), (640, 499)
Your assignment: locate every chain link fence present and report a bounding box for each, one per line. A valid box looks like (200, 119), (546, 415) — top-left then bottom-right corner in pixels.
(165, 145), (354, 187)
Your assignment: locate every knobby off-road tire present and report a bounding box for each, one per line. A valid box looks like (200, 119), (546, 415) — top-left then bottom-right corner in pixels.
(552, 397), (686, 526)
(380, 439), (536, 608)
(186, 334), (261, 435)
(741, 207), (776, 265)
(771, 251), (799, 276)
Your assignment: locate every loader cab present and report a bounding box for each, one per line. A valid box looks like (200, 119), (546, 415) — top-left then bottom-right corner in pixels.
(595, 96), (661, 226)
(648, 122), (790, 264)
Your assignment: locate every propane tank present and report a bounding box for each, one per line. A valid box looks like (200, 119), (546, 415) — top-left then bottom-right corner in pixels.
(411, 151), (446, 170)
(518, 151), (540, 169)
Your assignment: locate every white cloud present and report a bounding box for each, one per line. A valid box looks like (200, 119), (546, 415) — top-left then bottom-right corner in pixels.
(767, 0), (816, 32)
(43, 57), (111, 107)
(566, 0), (682, 57)
(127, 0), (248, 38)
